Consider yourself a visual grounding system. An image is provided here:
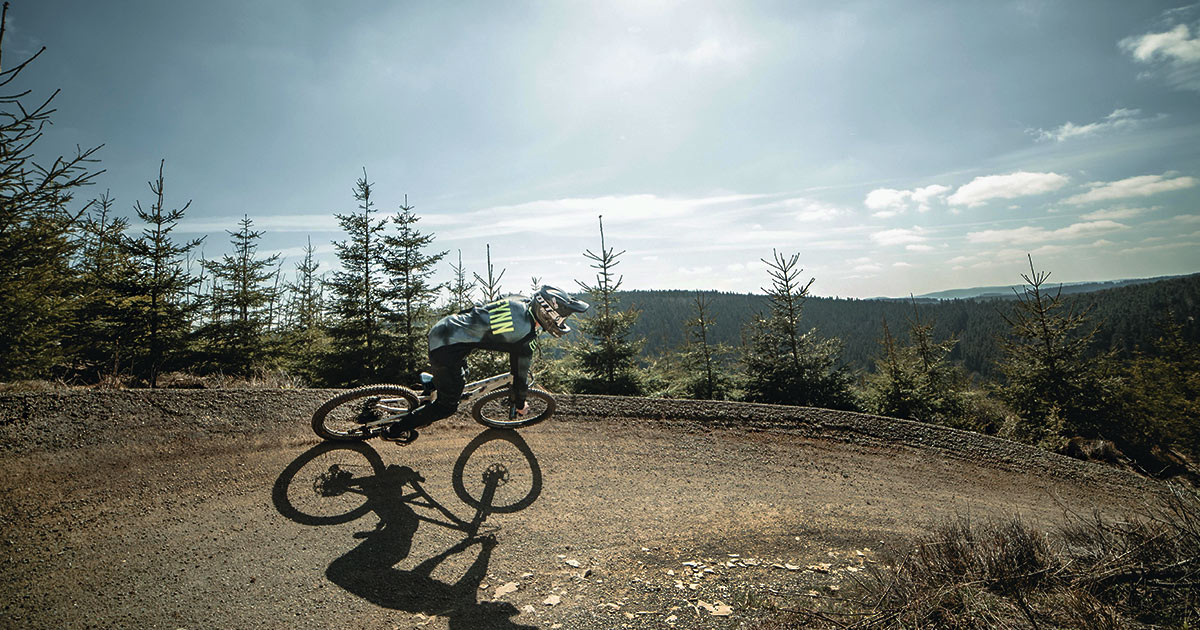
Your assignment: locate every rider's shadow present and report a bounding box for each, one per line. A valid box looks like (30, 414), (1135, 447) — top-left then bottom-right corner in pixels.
(273, 429), (542, 630)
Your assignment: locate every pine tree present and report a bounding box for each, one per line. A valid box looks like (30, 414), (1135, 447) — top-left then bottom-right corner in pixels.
(0, 6), (103, 380)
(65, 191), (135, 382)
(285, 237), (325, 331)
(864, 303), (966, 424)
(474, 243), (506, 302)
(998, 256), (1117, 442)
(741, 250), (854, 409)
(124, 160), (203, 387)
(381, 195), (445, 379)
(445, 249), (476, 313)
(573, 216), (644, 395)
(196, 215), (281, 377)
(679, 292), (734, 400)
(324, 169), (389, 386)
(466, 244), (510, 379)
(1120, 315), (1200, 459)
(278, 236), (329, 385)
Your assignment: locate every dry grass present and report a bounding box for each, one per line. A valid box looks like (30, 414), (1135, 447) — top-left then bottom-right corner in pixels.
(155, 369), (308, 389)
(758, 485), (1200, 629)
(0, 369), (311, 391)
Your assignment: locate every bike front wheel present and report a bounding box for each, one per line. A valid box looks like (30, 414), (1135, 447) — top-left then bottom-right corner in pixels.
(470, 387), (555, 429)
(312, 384), (420, 441)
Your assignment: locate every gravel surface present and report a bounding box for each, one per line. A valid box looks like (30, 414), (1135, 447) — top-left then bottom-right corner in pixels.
(0, 390), (1167, 629)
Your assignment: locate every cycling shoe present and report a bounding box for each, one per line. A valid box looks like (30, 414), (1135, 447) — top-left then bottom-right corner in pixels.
(381, 427), (419, 445)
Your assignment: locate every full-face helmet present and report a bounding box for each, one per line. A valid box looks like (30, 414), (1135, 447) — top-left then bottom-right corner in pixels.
(531, 285), (589, 337)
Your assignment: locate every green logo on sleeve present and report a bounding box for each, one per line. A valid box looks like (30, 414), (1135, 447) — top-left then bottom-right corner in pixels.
(486, 300), (516, 334)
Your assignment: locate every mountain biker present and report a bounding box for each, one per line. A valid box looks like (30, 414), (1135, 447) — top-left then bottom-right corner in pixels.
(382, 285), (589, 444)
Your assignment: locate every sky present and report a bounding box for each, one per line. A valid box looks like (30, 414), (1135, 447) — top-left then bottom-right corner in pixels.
(7, 0), (1200, 298)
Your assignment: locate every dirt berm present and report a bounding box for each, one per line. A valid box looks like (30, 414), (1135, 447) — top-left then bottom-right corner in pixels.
(0, 390), (1167, 629)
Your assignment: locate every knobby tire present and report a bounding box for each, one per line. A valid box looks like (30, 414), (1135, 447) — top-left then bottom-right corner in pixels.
(312, 384), (420, 441)
(470, 387), (556, 429)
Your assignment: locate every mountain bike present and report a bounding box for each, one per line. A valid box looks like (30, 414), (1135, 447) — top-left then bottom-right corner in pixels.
(312, 370), (556, 441)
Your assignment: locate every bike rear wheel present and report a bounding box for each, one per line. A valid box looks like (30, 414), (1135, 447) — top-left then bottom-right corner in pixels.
(470, 387), (555, 429)
(312, 384), (420, 441)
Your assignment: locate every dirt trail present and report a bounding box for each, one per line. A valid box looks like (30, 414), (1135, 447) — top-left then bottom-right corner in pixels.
(0, 391), (1164, 629)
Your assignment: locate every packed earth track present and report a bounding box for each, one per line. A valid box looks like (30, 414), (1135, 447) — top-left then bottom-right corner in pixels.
(0, 390), (1166, 629)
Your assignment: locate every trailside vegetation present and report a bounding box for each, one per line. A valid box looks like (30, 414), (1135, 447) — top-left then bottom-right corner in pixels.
(194, 215), (280, 377)
(572, 216), (645, 396)
(679, 292), (736, 400)
(123, 160), (204, 387)
(863, 303), (967, 426)
(323, 169), (390, 386)
(381, 195), (445, 380)
(0, 5), (103, 381)
(741, 251), (855, 410)
(997, 256), (1121, 448)
(758, 484), (1200, 629)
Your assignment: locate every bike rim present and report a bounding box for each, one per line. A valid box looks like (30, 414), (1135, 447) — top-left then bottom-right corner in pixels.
(474, 391), (553, 427)
(320, 394), (413, 438)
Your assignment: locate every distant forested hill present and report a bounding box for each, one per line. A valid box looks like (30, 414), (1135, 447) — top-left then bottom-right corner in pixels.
(612, 273), (1200, 379)
(908, 273), (1191, 300)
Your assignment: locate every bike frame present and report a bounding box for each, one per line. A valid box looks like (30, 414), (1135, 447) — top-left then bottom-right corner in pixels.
(421, 371), (514, 407)
(356, 372), (518, 432)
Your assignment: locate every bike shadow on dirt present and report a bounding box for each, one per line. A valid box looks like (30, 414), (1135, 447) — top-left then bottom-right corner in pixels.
(272, 429), (543, 630)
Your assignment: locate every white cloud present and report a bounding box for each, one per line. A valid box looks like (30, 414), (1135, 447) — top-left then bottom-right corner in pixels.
(1123, 24), (1200, 63)
(865, 188), (911, 211)
(440, 192), (771, 239)
(870, 226), (928, 246)
(1119, 240), (1200, 255)
(1121, 23), (1200, 91)
(853, 263), (883, 273)
(947, 172), (1070, 207)
(1063, 173), (1197, 204)
(1079, 206), (1153, 221)
(905, 244), (935, 252)
(783, 198), (847, 222)
(892, 262), (913, 268)
(1030, 108), (1161, 142)
(966, 220), (1127, 244)
(864, 184), (949, 216)
(911, 185), (951, 211)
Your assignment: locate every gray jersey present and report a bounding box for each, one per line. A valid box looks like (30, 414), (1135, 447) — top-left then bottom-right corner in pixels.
(428, 297), (537, 352)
